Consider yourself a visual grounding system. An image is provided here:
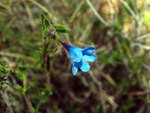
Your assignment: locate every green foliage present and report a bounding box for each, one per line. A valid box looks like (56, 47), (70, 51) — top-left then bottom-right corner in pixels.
(100, 44), (124, 67)
(117, 96), (135, 113)
(41, 13), (47, 31)
(65, 103), (76, 113)
(51, 25), (71, 33)
(0, 0), (150, 113)
(0, 60), (10, 91)
(41, 13), (71, 42)
(128, 54), (144, 73)
(16, 69), (28, 95)
(0, 60), (10, 74)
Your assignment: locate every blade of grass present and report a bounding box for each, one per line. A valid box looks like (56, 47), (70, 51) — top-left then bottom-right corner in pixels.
(132, 43), (150, 50)
(136, 33), (150, 41)
(137, 0), (147, 36)
(85, 0), (109, 26)
(0, 52), (36, 62)
(69, 0), (85, 23)
(119, 0), (138, 20)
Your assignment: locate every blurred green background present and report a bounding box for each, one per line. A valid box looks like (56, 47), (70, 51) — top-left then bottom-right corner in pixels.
(0, 0), (150, 113)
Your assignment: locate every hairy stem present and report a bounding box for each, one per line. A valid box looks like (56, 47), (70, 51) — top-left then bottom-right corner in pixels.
(24, 95), (33, 113)
(42, 41), (51, 87)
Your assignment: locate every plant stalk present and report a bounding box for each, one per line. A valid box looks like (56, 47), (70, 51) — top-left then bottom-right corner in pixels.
(24, 95), (33, 113)
(42, 41), (51, 88)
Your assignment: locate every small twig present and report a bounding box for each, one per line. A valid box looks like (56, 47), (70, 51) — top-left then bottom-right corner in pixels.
(42, 41), (51, 88)
(24, 95), (33, 113)
(1, 90), (13, 113)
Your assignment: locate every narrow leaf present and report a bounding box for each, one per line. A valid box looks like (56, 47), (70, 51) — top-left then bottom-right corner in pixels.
(52, 25), (71, 33)
(45, 19), (51, 28)
(41, 13), (46, 30)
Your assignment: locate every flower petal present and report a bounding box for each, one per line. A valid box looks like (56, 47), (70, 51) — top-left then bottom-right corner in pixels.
(72, 62), (78, 76)
(83, 53), (97, 62)
(69, 47), (82, 62)
(78, 59), (90, 72)
(83, 47), (96, 53)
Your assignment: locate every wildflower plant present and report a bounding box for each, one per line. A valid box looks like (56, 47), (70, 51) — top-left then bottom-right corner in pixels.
(60, 41), (97, 75)
(41, 14), (97, 76)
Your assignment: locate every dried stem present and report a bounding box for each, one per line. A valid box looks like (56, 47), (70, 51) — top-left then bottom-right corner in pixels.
(1, 90), (13, 113)
(42, 41), (51, 87)
(24, 95), (33, 113)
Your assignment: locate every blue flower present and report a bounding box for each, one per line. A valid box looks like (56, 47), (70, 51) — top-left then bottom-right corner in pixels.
(60, 41), (97, 75)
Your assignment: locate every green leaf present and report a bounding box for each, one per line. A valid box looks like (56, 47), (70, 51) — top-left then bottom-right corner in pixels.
(41, 13), (46, 31)
(45, 41), (50, 50)
(42, 28), (50, 40)
(5, 82), (21, 93)
(0, 60), (5, 67)
(35, 100), (45, 113)
(121, 40), (130, 55)
(55, 33), (61, 40)
(45, 19), (51, 28)
(3, 86), (8, 91)
(0, 66), (6, 73)
(52, 25), (71, 33)
(0, 61), (9, 74)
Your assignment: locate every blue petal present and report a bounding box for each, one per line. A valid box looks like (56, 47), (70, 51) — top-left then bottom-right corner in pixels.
(83, 47), (96, 53)
(69, 47), (82, 62)
(83, 53), (97, 62)
(78, 59), (90, 72)
(72, 63), (78, 75)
